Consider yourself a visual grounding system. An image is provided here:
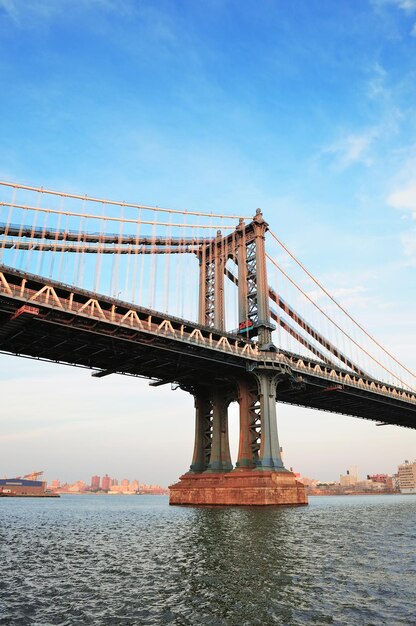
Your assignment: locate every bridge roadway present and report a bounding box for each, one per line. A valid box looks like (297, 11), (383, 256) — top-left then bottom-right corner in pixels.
(0, 264), (415, 429)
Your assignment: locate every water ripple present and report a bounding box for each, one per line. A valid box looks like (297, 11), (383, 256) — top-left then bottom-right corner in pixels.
(0, 495), (415, 625)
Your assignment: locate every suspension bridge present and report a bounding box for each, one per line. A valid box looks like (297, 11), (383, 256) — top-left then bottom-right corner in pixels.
(0, 181), (415, 505)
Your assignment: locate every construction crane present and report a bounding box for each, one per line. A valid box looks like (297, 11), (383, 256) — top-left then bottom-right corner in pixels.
(21, 471), (44, 480)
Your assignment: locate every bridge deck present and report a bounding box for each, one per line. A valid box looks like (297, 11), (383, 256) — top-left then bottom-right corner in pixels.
(0, 265), (415, 429)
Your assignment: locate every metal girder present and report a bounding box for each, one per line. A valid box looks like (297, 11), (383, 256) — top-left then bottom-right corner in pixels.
(0, 264), (414, 429)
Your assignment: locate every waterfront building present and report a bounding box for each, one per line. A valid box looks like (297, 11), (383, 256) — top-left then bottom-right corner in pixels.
(367, 474), (388, 484)
(90, 475), (100, 490)
(398, 460), (416, 494)
(68, 480), (87, 493)
(340, 466), (359, 486)
(101, 474), (111, 491)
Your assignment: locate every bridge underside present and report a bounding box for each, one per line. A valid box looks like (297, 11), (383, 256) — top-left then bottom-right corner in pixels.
(0, 267), (414, 428)
(1, 186), (415, 508)
(0, 265), (415, 506)
(0, 292), (245, 391)
(0, 309), (413, 427)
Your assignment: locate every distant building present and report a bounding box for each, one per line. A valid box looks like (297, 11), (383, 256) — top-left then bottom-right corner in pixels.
(391, 474), (400, 492)
(340, 466), (358, 486)
(398, 460), (416, 494)
(69, 480), (87, 493)
(91, 475), (100, 490)
(121, 478), (129, 488)
(101, 474), (111, 491)
(367, 474), (388, 484)
(385, 476), (396, 491)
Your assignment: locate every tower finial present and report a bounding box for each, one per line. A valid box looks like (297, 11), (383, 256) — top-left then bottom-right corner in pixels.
(254, 208), (264, 223)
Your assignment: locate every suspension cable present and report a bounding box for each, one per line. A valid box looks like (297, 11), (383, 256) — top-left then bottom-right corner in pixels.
(0, 201), (239, 230)
(266, 252), (415, 392)
(268, 229), (416, 380)
(0, 181), (250, 220)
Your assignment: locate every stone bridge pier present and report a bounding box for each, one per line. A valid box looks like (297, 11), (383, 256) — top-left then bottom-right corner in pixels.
(169, 210), (307, 505)
(169, 371), (307, 506)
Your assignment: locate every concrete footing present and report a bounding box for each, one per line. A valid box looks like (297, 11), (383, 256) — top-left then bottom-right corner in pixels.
(169, 470), (308, 506)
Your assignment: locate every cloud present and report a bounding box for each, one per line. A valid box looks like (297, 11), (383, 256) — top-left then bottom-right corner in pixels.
(0, 0), (131, 27)
(371, 0), (416, 36)
(322, 129), (379, 168)
(373, 0), (416, 11)
(401, 228), (416, 264)
(367, 63), (388, 100)
(393, 0), (416, 11)
(306, 286), (370, 310)
(387, 174), (416, 264)
(387, 182), (416, 218)
(0, 0), (18, 20)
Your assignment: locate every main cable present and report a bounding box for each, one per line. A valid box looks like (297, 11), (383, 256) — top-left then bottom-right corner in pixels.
(0, 181), (251, 220)
(266, 252), (415, 392)
(268, 229), (416, 381)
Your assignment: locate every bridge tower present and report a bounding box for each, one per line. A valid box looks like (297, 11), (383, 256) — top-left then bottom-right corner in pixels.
(1, 180), (414, 506)
(170, 210), (307, 505)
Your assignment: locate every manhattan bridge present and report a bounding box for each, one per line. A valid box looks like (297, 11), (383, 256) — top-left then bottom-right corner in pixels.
(0, 181), (414, 504)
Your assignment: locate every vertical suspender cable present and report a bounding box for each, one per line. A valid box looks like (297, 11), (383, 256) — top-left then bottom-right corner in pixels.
(138, 214), (146, 308)
(25, 189), (41, 273)
(36, 206), (48, 277)
(175, 220), (182, 317)
(0, 186), (16, 262)
(24, 188), (37, 272)
(114, 204), (124, 298)
(49, 197), (63, 279)
(180, 213), (187, 319)
(131, 209), (142, 305)
(75, 213), (84, 289)
(94, 203), (105, 296)
(124, 230), (131, 303)
(149, 214), (157, 309)
(11, 194), (25, 271)
(164, 211), (173, 313)
(58, 208), (68, 284)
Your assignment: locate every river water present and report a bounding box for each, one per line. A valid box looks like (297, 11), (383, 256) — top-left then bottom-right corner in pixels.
(0, 494), (415, 625)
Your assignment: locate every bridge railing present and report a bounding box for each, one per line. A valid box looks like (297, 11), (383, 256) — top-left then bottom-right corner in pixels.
(0, 179), (415, 398)
(0, 268), (259, 360)
(1, 268), (415, 408)
(264, 352), (416, 405)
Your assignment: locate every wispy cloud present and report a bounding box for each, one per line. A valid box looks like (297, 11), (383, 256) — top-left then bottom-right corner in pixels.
(373, 0), (416, 12)
(388, 182), (416, 219)
(372, 0), (416, 35)
(306, 285), (371, 310)
(391, 0), (416, 34)
(391, 0), (416, 11)
(401, 228), (416, 265)
(321, 129), (379, 168)
(0, 0), (18, 20)
(367, 63), (388, 100)
(0, 0), (132, 27)
(386, 153), (416, 263)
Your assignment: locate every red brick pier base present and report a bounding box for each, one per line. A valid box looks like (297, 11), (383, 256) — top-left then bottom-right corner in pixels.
(169, 470), (308, 506)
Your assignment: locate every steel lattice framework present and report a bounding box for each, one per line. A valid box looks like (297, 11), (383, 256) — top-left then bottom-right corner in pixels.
(0, 180), (415, 505)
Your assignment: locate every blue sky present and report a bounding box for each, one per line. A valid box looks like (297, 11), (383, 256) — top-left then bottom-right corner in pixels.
(0, 0), (415, 485)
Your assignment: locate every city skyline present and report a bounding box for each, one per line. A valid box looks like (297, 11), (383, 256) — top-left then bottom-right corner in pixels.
(46, 473), (168, 494)
(6, 460), (413, 494)
(0, 0), (416, 484)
